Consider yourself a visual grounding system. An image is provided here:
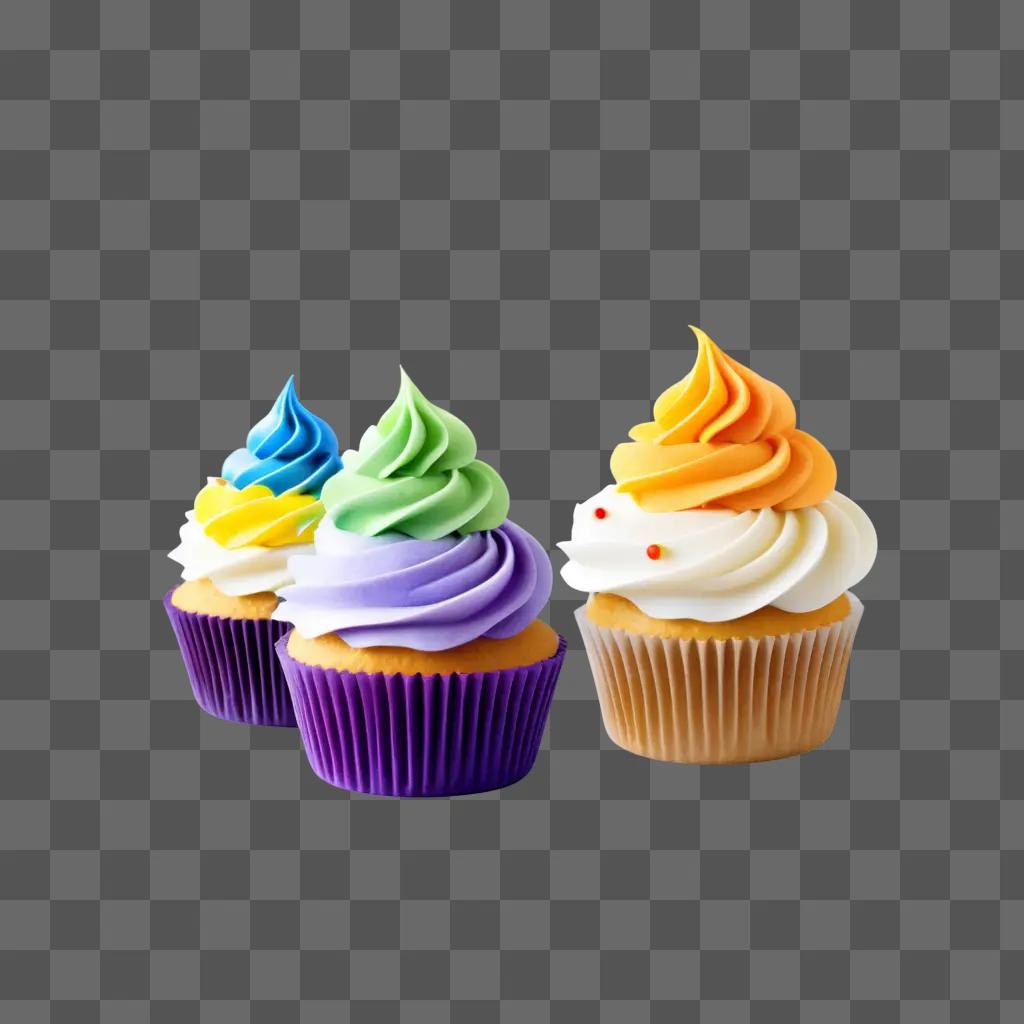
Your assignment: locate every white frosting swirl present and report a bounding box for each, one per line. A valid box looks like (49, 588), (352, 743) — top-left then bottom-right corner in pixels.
(558, 485), (876, 621)
(168, 513), (305, 596)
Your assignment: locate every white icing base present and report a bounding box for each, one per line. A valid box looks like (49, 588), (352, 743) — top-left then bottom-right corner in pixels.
(558, 486), (876, 621)
(168, 514), (305, 597)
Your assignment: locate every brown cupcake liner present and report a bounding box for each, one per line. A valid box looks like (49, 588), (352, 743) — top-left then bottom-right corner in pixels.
(575, 593), (863, 765)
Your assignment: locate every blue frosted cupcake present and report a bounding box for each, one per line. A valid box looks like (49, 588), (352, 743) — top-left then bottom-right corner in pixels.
(166, 377), (342, 725)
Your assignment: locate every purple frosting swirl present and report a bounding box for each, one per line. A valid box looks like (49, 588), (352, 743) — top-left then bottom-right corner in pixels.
(273, 519), (553, 650)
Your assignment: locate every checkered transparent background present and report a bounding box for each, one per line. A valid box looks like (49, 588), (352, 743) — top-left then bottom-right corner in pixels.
(1, 0), (1022, 1020)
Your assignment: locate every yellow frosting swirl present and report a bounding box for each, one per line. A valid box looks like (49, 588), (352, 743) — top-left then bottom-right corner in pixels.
(611, 327), (837, 512)
(194, 478), (322, 549)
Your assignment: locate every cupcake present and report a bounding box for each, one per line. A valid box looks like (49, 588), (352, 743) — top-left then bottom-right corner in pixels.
(166, 377), (342, 726)
(273, 369), (565, 797)
(559, 328), (877, 764)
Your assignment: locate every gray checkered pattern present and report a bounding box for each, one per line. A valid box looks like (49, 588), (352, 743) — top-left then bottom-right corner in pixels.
(0, 0), (1020, 1020)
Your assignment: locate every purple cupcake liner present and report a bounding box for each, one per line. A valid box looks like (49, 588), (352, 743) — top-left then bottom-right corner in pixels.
(276, 632), (567, 797)
(164, 590), (296, 727)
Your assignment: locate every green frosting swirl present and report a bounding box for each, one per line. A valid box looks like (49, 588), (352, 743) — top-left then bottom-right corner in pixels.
(321, 369), (510, 540)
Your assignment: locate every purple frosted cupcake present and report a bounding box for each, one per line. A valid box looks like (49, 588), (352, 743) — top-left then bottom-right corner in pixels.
(166, 378), (342, 726)
(273, 369), (564, 796)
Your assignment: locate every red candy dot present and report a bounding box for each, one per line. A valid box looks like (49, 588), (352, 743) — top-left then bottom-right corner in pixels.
(593, 506), (607, 519)
(646, 544), (662, 560)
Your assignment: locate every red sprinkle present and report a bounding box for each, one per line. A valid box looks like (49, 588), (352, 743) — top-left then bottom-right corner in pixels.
(593, 506), (607, 519)
(646, 544), (662, 560)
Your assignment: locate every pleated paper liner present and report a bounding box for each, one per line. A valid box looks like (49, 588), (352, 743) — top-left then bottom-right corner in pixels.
(276, 633), (567, 797)
(163, 591), (296, 727)
(575, 594), (864, 764)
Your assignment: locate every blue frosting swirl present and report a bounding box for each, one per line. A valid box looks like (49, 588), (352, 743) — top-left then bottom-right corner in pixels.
(221, 376), (342, 497)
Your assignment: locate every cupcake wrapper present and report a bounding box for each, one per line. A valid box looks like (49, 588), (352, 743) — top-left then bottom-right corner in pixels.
(163, 591), (296, 727)
(276, 633), (567, 797)
(575, 594), (864, 765)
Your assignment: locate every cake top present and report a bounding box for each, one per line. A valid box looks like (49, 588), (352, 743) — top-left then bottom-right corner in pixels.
(610, 327), (836, 513)
(272, 370), (554, 647)
(558, 327), (876, 622)
(319, 368), (510, 540)
(221, 376), (342, 498)
(174, 377), (341, 564)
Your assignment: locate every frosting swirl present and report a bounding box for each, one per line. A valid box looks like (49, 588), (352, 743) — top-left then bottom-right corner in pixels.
(221, 376), (342, 497)
(194, 477), (321, 548)
(320, 369), (509, 540)
(559, 485), (876, 622)
(169, 513), (306, 595)
(611, 327), (836, 512)
(274, 518), (552, 649)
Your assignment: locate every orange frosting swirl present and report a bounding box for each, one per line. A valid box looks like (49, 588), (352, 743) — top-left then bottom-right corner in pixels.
(611, 327), (837, 512)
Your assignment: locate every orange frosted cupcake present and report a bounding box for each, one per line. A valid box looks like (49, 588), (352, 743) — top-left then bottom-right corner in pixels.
(559, 328), (877, 764)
